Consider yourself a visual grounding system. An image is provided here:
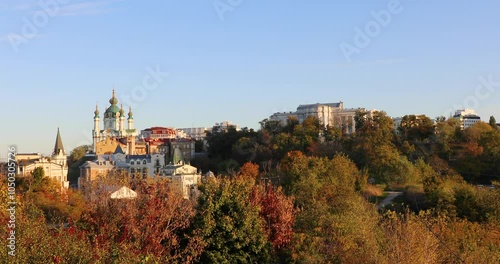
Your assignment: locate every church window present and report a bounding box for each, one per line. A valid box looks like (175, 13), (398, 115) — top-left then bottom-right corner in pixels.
(143, 160), (147, 164)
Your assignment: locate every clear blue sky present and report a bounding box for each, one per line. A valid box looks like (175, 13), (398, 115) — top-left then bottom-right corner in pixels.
(1, 0), (500, 156)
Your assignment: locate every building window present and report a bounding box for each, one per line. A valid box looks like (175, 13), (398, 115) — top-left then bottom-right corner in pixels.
(143, 160), (147, 165)
(131, 161), (134, 165)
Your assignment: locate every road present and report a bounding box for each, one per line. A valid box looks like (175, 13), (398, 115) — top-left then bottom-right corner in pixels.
(377, 191), (403, 210)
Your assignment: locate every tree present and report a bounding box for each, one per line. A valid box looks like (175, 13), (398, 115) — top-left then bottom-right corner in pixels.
(323, 125), (342, 142)
(350, 110), (396, 169)
(250, 184), (295, 261)
(70, 145), (91, 163)
(194, 140), (205, 152)
(238, 162), (260, 181)
(464, 121), (492, 142)
(80, 179), (203, 263)
(32, 167), (45, 185)
(398, 114), (434, 142)
(489, 116), (497, 129)
(191, 176), (271, 263)
(280, 154), (382, 262)
(435, 118), (461, 154)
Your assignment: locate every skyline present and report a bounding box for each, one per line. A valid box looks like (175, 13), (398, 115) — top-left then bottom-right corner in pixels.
(2, 0), (500, 155)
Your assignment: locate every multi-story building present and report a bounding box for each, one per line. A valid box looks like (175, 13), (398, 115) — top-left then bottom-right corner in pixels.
(78, 145), (165, 187)
(78, 157), (117, 187)
(140, 127), (178, 139)
(269, 102), (368, 134)
(161, 148), (202, 199)
(453, 109), (481, 130)
(17, 129), (69, 188)
(213, 121), (241, 132)
(178, 127), (210, 140)
(78, 145), (202, 199)
(269, 112), (297, 126)
(145, 138), (195, 163)
(178, 122), (241, 140)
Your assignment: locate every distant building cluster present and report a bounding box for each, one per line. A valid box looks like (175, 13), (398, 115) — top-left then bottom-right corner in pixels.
(269, 101), (371, 134)
(82, 90), (225, 198)
(7, 89), (493, 198)
(79, 145), (209, 199)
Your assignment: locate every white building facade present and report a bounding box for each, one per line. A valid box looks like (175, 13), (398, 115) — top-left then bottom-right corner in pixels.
(270, 102), (368, 134)
(17, 129), (69, 189)
(453, 109), (481, 130)
(178, 127), (210, 140)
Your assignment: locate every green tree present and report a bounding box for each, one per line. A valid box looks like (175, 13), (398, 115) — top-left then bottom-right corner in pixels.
(192, 177), (271, 263)
(435, 118), (461, 154)
(280, 154), (382, 262)
(350, 110), (396, 169)
(323, 125), (342, 142)
(489, 116), (497, 129)
(70, 145), (91, 163)
(195, 140), (205, 152)
(397, 114), (434, 142)
(32, 167), (45, 185)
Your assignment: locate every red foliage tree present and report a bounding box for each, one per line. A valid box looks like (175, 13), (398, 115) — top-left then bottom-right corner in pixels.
(251, 184), (295, 251)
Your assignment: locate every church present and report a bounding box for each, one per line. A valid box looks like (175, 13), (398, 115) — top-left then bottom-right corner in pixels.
(16, 128), (70, 189)
(93, 90), (138, 155)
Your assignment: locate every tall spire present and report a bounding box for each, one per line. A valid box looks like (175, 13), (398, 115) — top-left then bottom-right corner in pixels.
(128, 106), (133, 120)
(94, 103), (100, 118)
(109, 89), (118, 105)
(53, 128), (65, 156)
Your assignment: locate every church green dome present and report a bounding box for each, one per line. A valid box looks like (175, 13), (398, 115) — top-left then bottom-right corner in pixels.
(105, 89), (120, 117)
(172, 147), (184, 165)
(105, 105), (120, 117)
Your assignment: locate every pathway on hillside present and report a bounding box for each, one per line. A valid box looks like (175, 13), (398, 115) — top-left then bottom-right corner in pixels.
(377, 192), (403, 210)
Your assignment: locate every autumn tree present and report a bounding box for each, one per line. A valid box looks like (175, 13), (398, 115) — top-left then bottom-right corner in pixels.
(78, 178), (203, 263)
(250, 184), (295, 261)
(238, 162), (260, 182)
(280, 153), (382, 262)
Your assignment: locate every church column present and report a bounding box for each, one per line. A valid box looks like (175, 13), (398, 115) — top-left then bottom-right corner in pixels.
(115, 112), (120, 132)
(119, 104), (125, 135)
(128, 106), (134, 130)
(93, 104), (100, 153)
